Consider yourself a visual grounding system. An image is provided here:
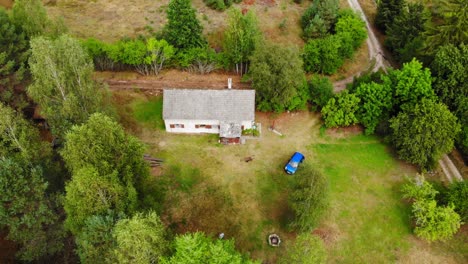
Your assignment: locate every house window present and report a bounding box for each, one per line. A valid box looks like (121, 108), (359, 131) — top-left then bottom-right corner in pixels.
(195, 124), (211, 129)
(170, 124), (184, 128)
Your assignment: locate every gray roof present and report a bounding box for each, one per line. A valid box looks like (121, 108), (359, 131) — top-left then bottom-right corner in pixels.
(163, 89), (255, 121)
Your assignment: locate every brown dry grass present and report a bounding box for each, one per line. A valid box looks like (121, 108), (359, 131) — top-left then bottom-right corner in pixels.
(0, 0), (13, 9)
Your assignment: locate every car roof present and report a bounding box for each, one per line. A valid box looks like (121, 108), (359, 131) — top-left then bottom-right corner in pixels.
(291, 152), (304, 162)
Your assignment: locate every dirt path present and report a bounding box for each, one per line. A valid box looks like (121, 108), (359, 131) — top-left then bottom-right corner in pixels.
(333, 0), (390, 92)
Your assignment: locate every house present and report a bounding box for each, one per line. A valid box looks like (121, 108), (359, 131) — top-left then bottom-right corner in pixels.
(162, 89), (255, 143)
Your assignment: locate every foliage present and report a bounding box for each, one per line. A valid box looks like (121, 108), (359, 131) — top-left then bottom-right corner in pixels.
(385, 3), (428, 63)
(203, 0), (241, 11)
(81, 38), (115, 71)
(64, 166), (133, 234)
(278, 233), (327, 264)
(321, 90), (360, 128)
(402, 175), (461, 241)
(223, 8), (261, 75)
(113, 212), (167, 264)
(389, 58), (435, 109)
(250, 42), (307, 112)
(11, 0), (66, 39)
(0, 8), (28, 109)
(28, 35), (109, 138)
(76, 212), (124, 264)
(303, 10), (366, 74)
(160, 232), (257, 264)
(176, 47), (220, 74)
(0, 103), (51, 165)
(401, 174), (438, 201)
(303, 35), (343, 74)
(443, 181), (468, 221)
(301, 0), (339, 40)
(389, 99), (460, 169)
(424, 0), (467, 53)
(0, 158), (63, 261)
(61, 113), (149, 194)
(163, 0), (207, 50)
(308, 75), (333, 111)
(412, 199), (460, 242)
(335, 10), (367, 49)
(375, 0), (405, 33)
(355, 81), (393, 135)
(431, 44), (468, 157)
(289, 163), (329, 232)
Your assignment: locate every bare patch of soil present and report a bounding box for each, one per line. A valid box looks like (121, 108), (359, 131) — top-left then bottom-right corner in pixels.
(326, 125), (364, 138)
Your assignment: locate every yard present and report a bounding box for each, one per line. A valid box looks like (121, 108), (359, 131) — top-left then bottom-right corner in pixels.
(116, 91), (467, 263)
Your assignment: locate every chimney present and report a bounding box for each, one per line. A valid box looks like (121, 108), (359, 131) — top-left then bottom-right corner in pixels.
(228, 78), (232, 89)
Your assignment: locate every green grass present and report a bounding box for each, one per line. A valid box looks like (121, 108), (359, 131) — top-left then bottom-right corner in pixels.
(132, 96), (164, 130)
(310, 135), (414, 263)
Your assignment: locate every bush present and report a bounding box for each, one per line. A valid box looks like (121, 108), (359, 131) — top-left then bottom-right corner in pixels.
(443, 181), (468, 221)
(335, 10), (367, 49)
(321, 90), (360, 128)
(401, 175), (461, 242)
(289, 164), (329, 232)
(176, 47), (221, 74)
(308, 76), (334, 111)
(303, 35), (343, 74)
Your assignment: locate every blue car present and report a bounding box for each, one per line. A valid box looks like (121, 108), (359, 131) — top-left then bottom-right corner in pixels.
(284, 152), (305, 174)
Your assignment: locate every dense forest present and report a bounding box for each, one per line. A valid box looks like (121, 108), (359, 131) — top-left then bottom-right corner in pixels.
(0, 0), (466, 263)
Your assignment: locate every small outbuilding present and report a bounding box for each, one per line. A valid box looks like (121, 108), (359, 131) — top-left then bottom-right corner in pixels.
(162, 89), (256, 143)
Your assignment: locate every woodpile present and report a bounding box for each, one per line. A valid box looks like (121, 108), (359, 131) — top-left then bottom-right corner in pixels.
(143, 154), (164, 167)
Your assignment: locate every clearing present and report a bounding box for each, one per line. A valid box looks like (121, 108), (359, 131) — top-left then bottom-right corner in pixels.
(115, 91), (468, 263)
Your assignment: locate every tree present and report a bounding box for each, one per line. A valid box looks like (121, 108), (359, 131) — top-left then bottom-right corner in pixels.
(113, 212), (167, 264)
(412, 199), (460, 242)
(160, 232), (257, 264)
(385, 3), (428, 63)
(303, 35), (343, 74)
(11, 0), (66, 39)
(389, 58), (436, 109)
(223, 8), (261, 75)
(163, 0), (206, 50)
(443, 181), (468, 221)
(64, 166), (134, 234)
(289, 164), (329, 232)
(0, 103), (51, 165)
(401, 175), (461, 242)
(301, 0), (339, 40)
(76, 212), (124, 264)
(431, 44), (468, 157)
(0, 158), (63, 261)
(335, 10), (367, 49)
(424, 0), (467, 53)
(278, 233), (327, 264)
(203, 0), (241, 11)
(355, 81), (393, 135)
(321, 90), (360, 128)
(61, 113), (148, 189)
(0, 8), (28, 110)
(308, 76), (334, 111)
(375, 0), (405, 33)
(28, 35), (110, 137)
(389, 99), (461, 169)
(249, 42), (307, 112)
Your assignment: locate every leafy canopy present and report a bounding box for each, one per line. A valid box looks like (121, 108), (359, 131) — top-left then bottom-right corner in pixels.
(250, 42), (307, 112)
(321, 90), (360, 128)
(389, 99), (460, 169)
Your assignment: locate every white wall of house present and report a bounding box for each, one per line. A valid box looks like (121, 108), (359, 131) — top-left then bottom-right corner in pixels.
(164, 119), (254, 133)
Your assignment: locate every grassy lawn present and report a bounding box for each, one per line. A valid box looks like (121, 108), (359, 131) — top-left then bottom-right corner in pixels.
(116, 92), (467, 263)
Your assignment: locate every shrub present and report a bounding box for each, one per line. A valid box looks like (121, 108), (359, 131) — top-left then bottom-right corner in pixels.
(289, 164), (329, 232)
(335, 10), (367, 49)
(203, 0), (240, 11)
(303, 35), (343, 74)
(308, 76), (334, 111)
(176, 47), (220, 74)
(321, 90), (360, 128)
(443, 181), (468, 221)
